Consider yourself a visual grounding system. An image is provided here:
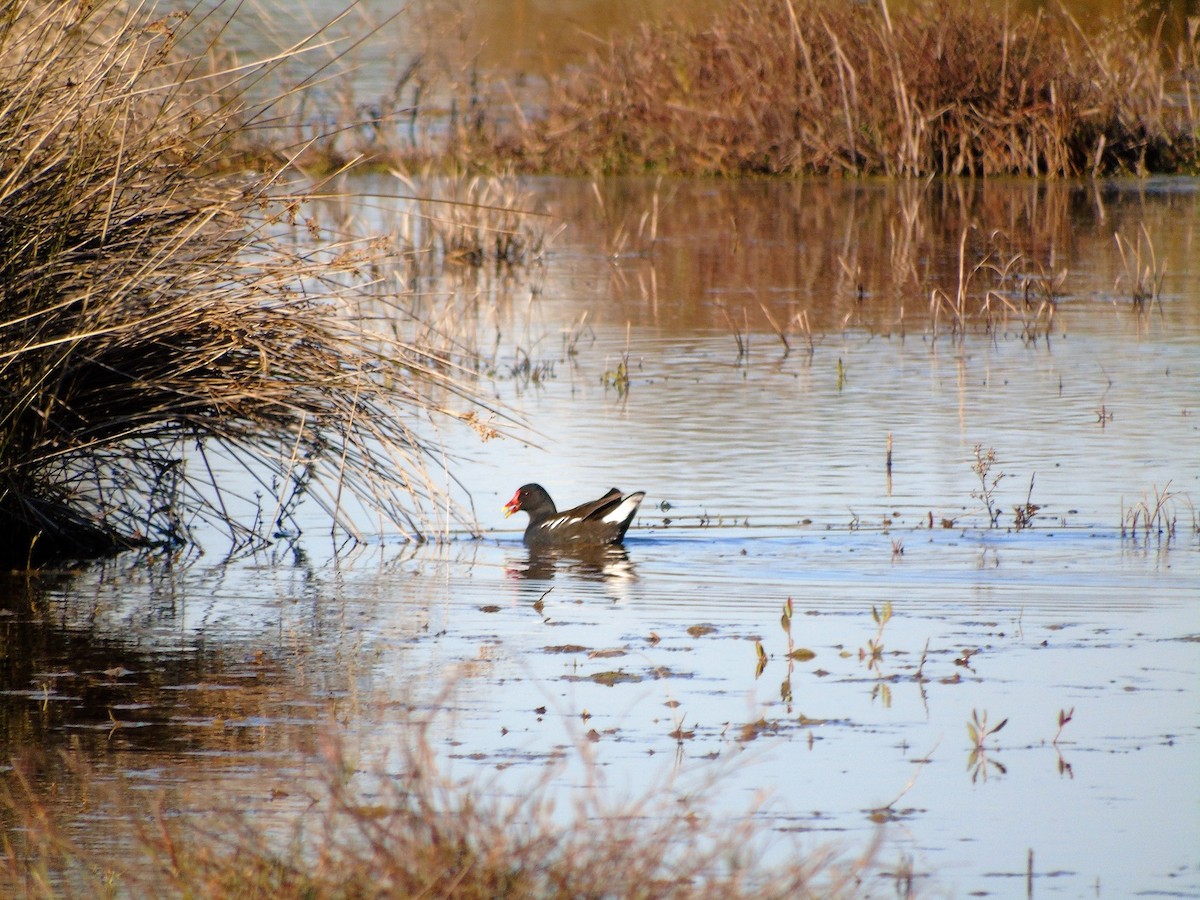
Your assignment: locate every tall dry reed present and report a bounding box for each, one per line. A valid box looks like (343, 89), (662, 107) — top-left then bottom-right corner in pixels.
(486, 0), (1200, 176)
(0, 1), (491, 565)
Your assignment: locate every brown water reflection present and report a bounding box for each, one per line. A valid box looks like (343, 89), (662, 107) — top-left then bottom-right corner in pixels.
(0, 567), (329, 758)
(529, 176), (1200, 335)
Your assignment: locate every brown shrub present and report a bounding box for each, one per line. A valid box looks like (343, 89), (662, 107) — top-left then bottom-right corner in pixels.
(0, 1), (487, 565)
(496, 0), (1199, 176)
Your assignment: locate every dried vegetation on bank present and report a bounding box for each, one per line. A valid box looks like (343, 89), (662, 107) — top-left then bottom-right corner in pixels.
(523, 0), (1200, 175)
(381, 0), (1200, 176)
(0, 1), (502, 566)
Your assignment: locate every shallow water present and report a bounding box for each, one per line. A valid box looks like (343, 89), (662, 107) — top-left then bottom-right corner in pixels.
(3, 174), (1199, 897)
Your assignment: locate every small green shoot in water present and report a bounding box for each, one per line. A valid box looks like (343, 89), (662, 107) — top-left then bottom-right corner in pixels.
(871, 681), (893, 708)
(603, 354), (630, 396)
(1053, 707), (1075, 778)
(776, 598), (815, 709)
(1053, 707), (1074, 746)
(967, 708), (1008, 782)
(859, 601), (892, 672)
(967, 708), (1007, 751)
(778, 597), (816, 661)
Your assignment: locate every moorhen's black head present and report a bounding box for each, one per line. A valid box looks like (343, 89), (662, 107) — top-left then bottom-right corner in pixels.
(503, 483), (556, 521)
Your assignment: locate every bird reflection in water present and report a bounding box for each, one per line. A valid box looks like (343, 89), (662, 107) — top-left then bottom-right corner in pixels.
(508, 543), (637, 582)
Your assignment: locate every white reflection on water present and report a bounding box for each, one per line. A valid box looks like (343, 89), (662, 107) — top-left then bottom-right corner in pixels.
(11, 175), (1200, 896)
(38, 522), (1197, 896)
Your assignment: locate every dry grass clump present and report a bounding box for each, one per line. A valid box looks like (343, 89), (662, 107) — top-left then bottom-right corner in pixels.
(0, 1), (489, 566)
(1, 719), (872, 899)
(492, 0), (1200, 176)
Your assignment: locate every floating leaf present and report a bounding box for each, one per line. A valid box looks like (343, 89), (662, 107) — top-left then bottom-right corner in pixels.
(669, 716), (695, 740)
(739, 718), (772, 741)
(588, 648), (626, 659)
(590, 671), (642, 686)
(788, 648), (816, 661)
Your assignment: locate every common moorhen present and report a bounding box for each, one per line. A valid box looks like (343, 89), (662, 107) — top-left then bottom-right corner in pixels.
(503, 483), (644, 548)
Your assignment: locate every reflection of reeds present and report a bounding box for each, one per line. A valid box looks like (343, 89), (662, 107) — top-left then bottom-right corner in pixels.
(589, 176), (666, 259)
(1114, 224), (1167, 310)
(392, 168), (551, 271)
(1, 707), (874, 897)
(718, 304), (749, 360)
(930, 229), (1062, 344)
(0, 4), (489, 564)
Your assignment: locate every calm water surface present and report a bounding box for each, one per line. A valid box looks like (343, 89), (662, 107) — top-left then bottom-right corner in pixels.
(3, 175), (1199, 896)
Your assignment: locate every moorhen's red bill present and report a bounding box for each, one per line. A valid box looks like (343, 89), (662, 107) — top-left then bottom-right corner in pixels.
(503, 483), (644, 548)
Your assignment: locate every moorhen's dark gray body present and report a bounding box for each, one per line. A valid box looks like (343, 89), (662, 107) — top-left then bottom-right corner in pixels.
(503, 483), (644, 548)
